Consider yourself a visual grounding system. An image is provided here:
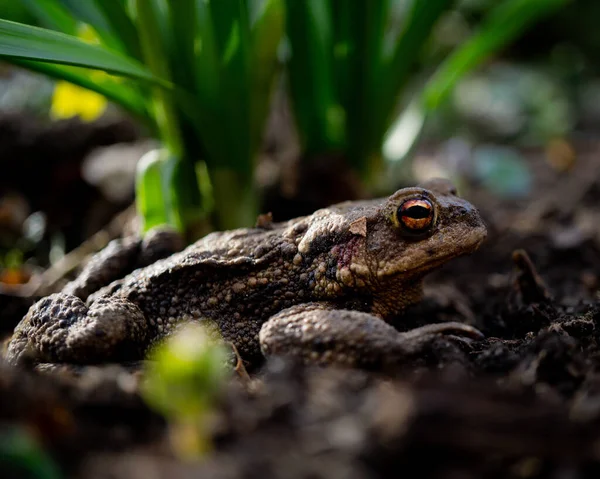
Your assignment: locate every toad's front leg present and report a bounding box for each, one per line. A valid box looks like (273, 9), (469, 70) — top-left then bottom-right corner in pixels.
(259, 303), (483, 370)
(6, 293), (151, 365)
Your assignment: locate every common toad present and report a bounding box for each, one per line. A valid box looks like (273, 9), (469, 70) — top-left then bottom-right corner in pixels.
(6, 179), (486, 370)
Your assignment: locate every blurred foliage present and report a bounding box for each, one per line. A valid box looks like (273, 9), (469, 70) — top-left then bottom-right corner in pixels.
(0, 0), (36, 25)
(467, 0), (600, 67)
(472, 145), (532, 197)
(0, 0), (284, 235)
(142, 322), (230, 459)
(285, 0), (569, 186)
(0, 0), (572, 236)
(442, 63), (574, 143)
(0, 427), (62, 479)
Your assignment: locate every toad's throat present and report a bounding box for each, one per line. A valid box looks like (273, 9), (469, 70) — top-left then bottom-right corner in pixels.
(372, 279), (425, 319)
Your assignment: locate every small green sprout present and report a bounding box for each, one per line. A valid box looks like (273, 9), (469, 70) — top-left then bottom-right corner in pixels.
(141, 322), (231, 459)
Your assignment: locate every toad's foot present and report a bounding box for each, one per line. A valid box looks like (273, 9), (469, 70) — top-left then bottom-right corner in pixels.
(259, 303), (483, 370)
(6, 293), (150, 366)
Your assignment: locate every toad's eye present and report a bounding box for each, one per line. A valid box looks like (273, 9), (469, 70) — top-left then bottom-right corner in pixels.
(397, 198), (434, 231)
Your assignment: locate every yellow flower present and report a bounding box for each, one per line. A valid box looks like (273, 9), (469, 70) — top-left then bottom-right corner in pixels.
(51, 80), (108, 122)
(50, 24), (109, 122)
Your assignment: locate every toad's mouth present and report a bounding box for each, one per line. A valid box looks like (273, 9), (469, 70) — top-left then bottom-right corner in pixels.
(424, 231), (487, 268)
(377, 227), (487, 280)
(433, 228), (486, 262)
(433, 232), (486, 263)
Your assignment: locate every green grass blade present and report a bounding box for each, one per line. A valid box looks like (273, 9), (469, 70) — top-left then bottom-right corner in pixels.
(332, 0), (391, 175)
(329, 0), (354, 121)
(93, 0), (142, 60)
(132, 0), (182, 155)
(423, 0), (571, 110)
(0, 2), (37, 24)
(285, 0), (342, 153)
(249, 0), (284, 156)
(190, 0), (225, 169)
(209, 0), (252, 172)
(164, 0), (209, 172)
(131, 0), (172, 83)
(193, 0), (219, 106)
(190, 0), (255, 172)
(187, 0), (263, 229)
(136, 148), (205, 234)
(14, 59), (150, 121)
(0, 19), (167, 85)
(167, 155), (204, 233)
(57, 0), (112, 33)
(136, 149), (180, 232)
(381, 0), (454, 124)
(21, 0), (77, 35)
(166, 0), (197, 90)
(56, 0), (126, 52)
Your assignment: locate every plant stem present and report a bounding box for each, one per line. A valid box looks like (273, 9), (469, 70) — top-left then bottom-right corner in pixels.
(210, 169), (259, 230)
(133, 0), (183, 156)
(133, 0), (208, 236)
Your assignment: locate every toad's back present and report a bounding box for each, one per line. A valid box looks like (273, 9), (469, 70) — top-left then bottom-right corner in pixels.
(99, 215), (352, 360)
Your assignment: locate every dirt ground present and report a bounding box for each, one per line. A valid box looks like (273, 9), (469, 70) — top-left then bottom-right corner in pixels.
(3, 131), (600, 478)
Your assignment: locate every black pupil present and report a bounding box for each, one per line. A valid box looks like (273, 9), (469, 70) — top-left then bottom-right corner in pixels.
(403, 205), (430, 219)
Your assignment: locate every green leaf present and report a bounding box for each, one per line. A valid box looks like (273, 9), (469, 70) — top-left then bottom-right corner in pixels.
(14, 59), (150, 121)
(166, 0), (197, 90)
(190, 0), (259, 173)
(423, 0), (571, 110)
(349, 0), (453, 178)
(21, 0), (77, 35)
(167, 156), (204, 232)
(135, 149), (180, 232)
(131, 0), (172, 82)
(249, 0), (284, 155)
(193, 0), (223, 161)
(333, 0), (391, 175)
(383, 0), (454, 124)
(0, 19), (168, 86)
(58, 0), (112, 34)
(135, 147), (204, 233)
(285, 0), (342, 152)
(133, 0), (183, 155)
(93, 0), (142, 60)
(56, 0), (124, 51)
(209, 0), (252, 172)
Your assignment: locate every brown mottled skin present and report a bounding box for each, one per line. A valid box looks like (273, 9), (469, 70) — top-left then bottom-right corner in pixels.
(6, 179), (486, 370)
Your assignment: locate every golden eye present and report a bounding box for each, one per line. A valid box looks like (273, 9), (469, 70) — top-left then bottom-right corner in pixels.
(397, 198), (434, 231)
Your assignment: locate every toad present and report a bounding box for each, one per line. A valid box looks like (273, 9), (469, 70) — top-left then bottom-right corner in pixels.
(5, 178), (486, 370)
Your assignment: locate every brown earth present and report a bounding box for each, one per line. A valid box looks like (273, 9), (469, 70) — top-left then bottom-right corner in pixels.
(3, 126), (600, 478)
